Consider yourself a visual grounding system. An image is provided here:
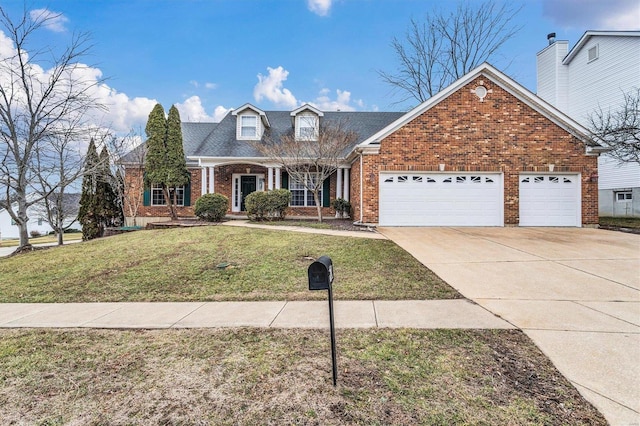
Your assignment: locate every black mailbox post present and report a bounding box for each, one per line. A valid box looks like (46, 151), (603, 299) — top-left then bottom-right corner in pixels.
(308, 255), (338, 386)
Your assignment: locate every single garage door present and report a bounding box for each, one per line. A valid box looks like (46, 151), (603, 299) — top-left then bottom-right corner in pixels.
(379, 172), (503, 226)
(519, 174), (581, 227)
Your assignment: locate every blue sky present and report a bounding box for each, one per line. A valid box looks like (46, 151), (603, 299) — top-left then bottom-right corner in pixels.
(1, 0), (639, 134)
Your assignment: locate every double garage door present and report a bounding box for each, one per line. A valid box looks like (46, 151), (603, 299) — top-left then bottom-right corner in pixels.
(379, 172), (580, 227)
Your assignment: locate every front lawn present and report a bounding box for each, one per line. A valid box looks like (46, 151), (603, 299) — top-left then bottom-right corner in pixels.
(0, 226), (458, 302)
(0, 328), (605, 425)
(599, 216), (640, 229)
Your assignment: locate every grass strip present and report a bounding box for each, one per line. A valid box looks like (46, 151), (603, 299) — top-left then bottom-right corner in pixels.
(0, 328), (605, 425)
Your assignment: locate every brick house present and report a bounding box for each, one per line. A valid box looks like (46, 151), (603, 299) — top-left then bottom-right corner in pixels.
(122, 63), (603, 227)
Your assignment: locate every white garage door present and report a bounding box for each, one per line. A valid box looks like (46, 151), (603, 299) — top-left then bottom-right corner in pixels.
(519, 174), (581, 227)
(379, 173), (503, 226)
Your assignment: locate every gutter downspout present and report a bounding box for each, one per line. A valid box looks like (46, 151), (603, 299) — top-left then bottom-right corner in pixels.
(359, 153), (364, 223)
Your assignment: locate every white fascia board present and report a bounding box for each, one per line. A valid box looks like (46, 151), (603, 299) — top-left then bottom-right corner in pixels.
(290, 103), (324, 117)
(563, 31), (640, 64)
(356, 63), (506, 149)
(187, 156), (267, 165)
(356, 62), (596, 149)
(483, 67), (594, 143)
(231, 103), (270, 127)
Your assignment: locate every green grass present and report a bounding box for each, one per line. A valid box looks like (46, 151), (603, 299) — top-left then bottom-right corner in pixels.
(0, 328), (606, 425)
(0, 226), (458, 302)
(0, 233), (82, 247)
(599, 216), (640, 229)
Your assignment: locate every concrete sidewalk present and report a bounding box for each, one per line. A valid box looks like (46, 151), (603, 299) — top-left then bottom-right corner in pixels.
(0, 300), (513, 329)
(0, 239), (81, 257)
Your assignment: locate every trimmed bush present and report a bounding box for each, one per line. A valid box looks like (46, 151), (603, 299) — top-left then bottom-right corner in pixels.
(268, 189), (291, 220)
(245, 191), (269, 221)
(332, 198), (352, 219)
(194, 193), (229, 222)
(245, 189), (291, 221)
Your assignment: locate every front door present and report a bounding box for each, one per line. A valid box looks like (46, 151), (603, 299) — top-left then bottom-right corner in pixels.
(240, 176), (257, 211)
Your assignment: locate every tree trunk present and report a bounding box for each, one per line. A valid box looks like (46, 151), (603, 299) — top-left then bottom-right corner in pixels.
(16, 196), (31, 249)
(314, 191), (323, 223)
(164, 186), (177, 220)
(57, 216), (64, 245)
(18, 221), (30, 249)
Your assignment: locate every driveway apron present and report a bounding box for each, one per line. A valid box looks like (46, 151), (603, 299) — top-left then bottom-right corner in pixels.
(380, 227), (640, 426)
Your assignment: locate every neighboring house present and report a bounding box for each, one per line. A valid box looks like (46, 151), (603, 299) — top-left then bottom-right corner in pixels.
(0, 193), (80, 240)
(537, 30), (640, 217)
(122, 63), (602, 227)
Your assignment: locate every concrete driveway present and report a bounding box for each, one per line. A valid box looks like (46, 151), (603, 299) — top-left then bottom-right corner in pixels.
(379, 227), (640, 426)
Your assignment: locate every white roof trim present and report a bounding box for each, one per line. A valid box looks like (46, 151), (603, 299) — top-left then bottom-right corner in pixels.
(290, 103), (324, 117)
(563, 31), (640, 64)
(357, 62), (596, 150)
(231, 103), (270, 127)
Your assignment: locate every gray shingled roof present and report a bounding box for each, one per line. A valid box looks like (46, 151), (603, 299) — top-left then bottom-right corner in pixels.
(190, 111), (404, 158)
(119, 122), (218, 164)
(120, 111), (404, 163)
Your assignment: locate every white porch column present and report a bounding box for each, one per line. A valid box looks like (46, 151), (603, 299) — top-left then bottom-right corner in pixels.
(201, 168), (207, 194)
(343, 168), (350, 201)
(268, 167), (274, 190)
(209, 167), (215, 193)
(275, 167), (281, 189)
(336, 168), (343, 199)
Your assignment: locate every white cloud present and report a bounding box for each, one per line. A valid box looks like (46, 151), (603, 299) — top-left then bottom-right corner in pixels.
(0, 29), (16, 58)
(253, 66), (298, 109)
(542, 0), (640, 30)
(189, 80), (218, 90)
(175, 96), (228, 122)
(0, 28), (157, 135)
(309, 89), (360, 111)
(308, 0), (332, 17)
(29, 8), (69, 33)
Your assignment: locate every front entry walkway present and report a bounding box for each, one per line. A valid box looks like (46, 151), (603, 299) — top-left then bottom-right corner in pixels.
(379, 227), (640, 426)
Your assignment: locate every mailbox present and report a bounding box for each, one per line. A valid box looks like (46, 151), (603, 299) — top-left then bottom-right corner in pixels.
(308, 255), (333, 291)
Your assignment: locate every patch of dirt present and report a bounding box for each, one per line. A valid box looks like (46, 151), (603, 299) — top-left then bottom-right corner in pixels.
(477, 330), (607, 425)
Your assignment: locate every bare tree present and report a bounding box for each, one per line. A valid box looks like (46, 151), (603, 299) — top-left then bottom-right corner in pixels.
(255, 118), (358, 222)
(589, 88), (640, 165)
(32, 118), (87, 245)
(0, 7), (104, 251)
(379, 1), (522, 106)
(111, 129), (146, 226)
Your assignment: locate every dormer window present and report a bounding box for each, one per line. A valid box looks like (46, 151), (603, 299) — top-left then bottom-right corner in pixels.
(232, 104), (269, 140)
(297, 114), (318, 140)
(291, 104), (323, 141)
(241, 115), (258, 138)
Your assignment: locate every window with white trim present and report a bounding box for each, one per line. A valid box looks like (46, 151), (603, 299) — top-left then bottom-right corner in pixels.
(240, 115), (258, 138)
(616, 191), (632, 202)
(289, 173), (322, 207)
(151, 184), (185, 206)
(296, 114), (318, 140)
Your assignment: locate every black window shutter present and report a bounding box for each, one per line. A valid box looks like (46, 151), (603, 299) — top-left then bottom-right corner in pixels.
(322, 177), (330, 207)
(184, 180), (191, 206)
(143, 188), (150, 206)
